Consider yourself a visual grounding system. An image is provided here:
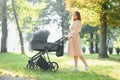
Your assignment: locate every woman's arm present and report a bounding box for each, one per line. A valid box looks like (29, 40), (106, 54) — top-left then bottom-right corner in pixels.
(67, 21), (81, 38)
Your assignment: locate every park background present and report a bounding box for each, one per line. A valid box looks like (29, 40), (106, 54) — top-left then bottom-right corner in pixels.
(0, 0), (120, 80)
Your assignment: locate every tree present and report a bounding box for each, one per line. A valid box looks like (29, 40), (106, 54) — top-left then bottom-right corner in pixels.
(1, 0), (8, 52)
(38, 0), (70, 36)
(64, 0), (120, 58)
(12, 0), (25, 54)
(99, 1), (108, 58)
(113, 27), (120, 55)
(55, 0), (70, 36)
(81, 24), (99, 54)
(9, 0), (46, 53)
(0, 0), (2, 24)
(14, 0), (46, 42)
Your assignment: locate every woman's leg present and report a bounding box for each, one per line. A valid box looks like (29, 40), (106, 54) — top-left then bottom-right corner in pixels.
(79, 55), (88, 67)
(74, 56), (79, 68)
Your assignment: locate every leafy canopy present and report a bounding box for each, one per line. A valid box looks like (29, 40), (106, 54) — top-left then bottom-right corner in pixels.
(64, 0), (120, 27)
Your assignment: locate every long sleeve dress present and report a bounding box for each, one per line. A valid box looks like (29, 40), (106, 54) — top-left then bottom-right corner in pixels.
(67, 20), (82, 56)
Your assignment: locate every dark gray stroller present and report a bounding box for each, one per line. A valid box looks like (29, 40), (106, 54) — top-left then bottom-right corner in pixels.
(26, 30), (66, 72)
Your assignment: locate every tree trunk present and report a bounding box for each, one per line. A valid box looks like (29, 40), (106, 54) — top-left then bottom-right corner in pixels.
(99, 10), (108, 58)
(95, 34), (99, 53)
(12, 0), (25, 54)
(1, 0), (8, 53)
(116, 48), (120, 55)
(89, 32), (94, 54)
(61, 18), (64, 37)
(0, 0), (2, 20)
(60, 0), (65, 37)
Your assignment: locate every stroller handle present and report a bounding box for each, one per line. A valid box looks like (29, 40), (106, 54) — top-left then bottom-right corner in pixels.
(44, 36), (67, 52)
(55, 36), (67, 43)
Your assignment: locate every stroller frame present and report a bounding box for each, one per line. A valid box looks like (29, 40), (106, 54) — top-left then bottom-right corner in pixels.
(26, 37), (66, 72)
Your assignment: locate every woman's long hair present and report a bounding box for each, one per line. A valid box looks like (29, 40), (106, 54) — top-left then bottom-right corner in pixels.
(74, 11), (81, 21)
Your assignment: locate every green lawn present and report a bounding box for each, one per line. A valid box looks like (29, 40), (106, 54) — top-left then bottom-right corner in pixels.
(0, 52), (120, 80)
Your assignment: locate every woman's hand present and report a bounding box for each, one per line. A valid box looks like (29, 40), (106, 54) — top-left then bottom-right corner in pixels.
(64, 35), (68, 38)
(66, 34), (72, 39)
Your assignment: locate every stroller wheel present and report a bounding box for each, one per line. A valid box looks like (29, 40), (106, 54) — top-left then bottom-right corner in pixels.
(26, 64), (29, 68)
(49, 62), (59, 72)
(26, 61), (35, 69)
(29, 64), (35, 69)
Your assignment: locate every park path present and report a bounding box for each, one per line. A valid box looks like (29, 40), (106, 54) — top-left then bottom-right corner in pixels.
(0, 75), (28, 80)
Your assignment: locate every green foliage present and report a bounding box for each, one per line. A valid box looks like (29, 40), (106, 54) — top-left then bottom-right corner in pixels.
(81, 24), (99, 34)
(113, 28), (120, 48)
(0, 53), (120, 80)
(80, 24), (99, 47)
(38, 0), (70, 35)
(14, 0), (46, 29)
(65, 0), (120, 27)
(107, 27), (120, 48)
(65, 0), (101, 26)
(7, 0), (46, 41)
(106, 0), (120, 26)
(7, 0), (46, 30)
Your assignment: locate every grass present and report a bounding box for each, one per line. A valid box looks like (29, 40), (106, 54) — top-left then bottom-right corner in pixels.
(0, 52), (120, 80)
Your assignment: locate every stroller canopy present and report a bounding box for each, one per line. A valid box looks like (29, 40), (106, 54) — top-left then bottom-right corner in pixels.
(31, 30), (50, 43)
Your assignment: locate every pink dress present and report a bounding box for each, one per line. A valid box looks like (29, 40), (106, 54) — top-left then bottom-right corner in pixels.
(67, 20), (82, 56)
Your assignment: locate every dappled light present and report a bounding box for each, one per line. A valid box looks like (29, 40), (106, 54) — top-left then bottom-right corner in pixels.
(0, 53), (120, 80)
(0, 0), (120, 80)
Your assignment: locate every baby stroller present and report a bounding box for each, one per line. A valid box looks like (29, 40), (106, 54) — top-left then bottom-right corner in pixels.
(26, 30), (66, 72)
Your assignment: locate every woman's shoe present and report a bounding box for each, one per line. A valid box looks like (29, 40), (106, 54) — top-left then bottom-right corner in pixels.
(71, 67), (78, 71)
(84, 66), (89, 71)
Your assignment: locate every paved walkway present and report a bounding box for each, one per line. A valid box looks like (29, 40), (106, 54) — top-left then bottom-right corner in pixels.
(0, 76), (27, 80)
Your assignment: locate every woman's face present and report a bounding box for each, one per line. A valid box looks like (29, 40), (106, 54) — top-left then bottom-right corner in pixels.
(72, 13), (77, 20)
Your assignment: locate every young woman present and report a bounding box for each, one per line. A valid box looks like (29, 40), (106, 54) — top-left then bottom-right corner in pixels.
(67, 11), (88, 71)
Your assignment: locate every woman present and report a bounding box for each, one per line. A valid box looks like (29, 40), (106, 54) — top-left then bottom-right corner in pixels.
(67, 11), (88, 71)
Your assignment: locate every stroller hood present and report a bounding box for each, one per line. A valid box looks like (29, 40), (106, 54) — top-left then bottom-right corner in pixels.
(31, 30), (50, 43)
